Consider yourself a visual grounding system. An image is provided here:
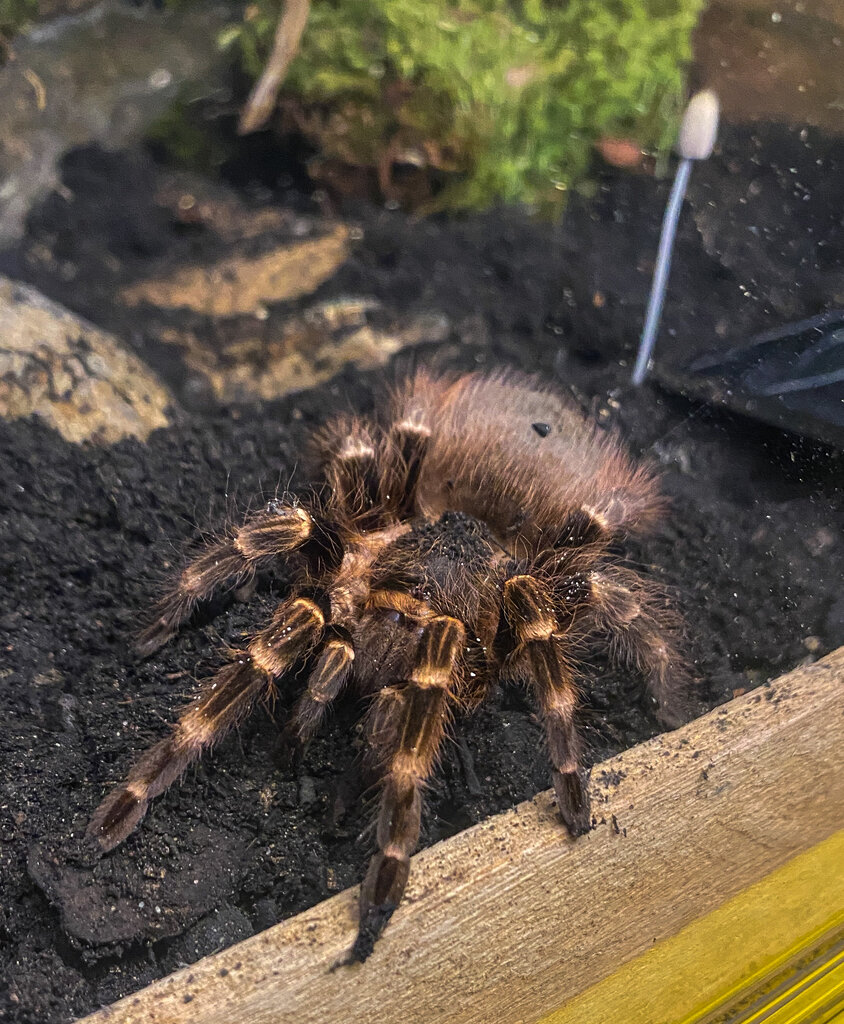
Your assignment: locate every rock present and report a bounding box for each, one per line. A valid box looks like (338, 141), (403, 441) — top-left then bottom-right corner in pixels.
(0, 275), (171, 442)
(0, 0), (233, 248)
(28, 824), (247, 946)
(119, 224), (351, 316)
(171, 296), (452, 403)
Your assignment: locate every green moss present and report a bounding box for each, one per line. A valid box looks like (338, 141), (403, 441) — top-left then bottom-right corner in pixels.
(227, 0), (706, 210)
(0, 0), (38, 42)
(146, 97), (233, 172)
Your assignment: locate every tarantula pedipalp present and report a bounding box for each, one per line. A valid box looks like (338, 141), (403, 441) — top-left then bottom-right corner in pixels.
(87, 369), (689, 961)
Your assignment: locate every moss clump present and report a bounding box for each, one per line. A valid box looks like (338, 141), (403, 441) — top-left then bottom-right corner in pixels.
(223, 0), (705, 211)
(1, 0), (37, 45)
(146, 97), (234, 172)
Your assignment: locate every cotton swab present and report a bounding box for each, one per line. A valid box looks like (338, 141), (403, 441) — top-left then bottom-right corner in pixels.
(631, 90), (720, 386)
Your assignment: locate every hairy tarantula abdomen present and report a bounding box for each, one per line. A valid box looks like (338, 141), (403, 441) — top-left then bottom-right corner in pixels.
(410, 372), (664, 548)
(87, 369), (690, 963)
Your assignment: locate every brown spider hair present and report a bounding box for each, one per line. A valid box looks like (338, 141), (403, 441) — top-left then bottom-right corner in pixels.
(88, 369), (689, 961)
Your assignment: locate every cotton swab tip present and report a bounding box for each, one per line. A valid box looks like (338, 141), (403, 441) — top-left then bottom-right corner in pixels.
(677, 89), (720, 161)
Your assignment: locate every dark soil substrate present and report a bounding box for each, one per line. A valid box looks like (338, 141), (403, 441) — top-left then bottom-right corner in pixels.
(1, 121), (843, 1023)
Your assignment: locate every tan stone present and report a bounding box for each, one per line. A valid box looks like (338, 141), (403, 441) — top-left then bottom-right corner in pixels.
(169, 298), (450, 403)
(119, 225), (350, 317)
(0, 4), (231, 248)
(0, 276), (171, 443)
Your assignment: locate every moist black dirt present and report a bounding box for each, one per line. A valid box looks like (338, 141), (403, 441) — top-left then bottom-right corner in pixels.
(1, 121), (843, 1023)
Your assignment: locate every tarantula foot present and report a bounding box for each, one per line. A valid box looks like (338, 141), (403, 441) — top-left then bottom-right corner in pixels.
(86, 786), (147, 852)
(337, 850), (411, 964)
(553, 768), (591, 837)
(135, 622), (171, 658)
(136, 601), (202, 656)
(340, 903), (399, 966)
(655, 697), (691, 731)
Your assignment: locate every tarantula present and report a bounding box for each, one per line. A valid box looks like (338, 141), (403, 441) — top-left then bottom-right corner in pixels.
(88, 369), (688, 961)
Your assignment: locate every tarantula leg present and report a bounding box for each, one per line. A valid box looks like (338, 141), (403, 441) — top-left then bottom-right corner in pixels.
(317, 417), (383, 517)
(588, 568), (690, 729)
(88, 596), (324, 851)
(389, 413), (431, 517)
(348, 614), (464, 963)
(503, 574), (590, 837)
(136, 504), (314, 656)
(289, 630), (355, 744)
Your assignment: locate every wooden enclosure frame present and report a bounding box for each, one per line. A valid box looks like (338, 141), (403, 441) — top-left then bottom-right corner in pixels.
(81, 647), (844, 1024)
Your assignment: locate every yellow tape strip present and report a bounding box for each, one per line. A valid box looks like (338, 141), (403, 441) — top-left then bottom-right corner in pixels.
(539, 831), (844, 1024)
(728, 943), (844, 1024)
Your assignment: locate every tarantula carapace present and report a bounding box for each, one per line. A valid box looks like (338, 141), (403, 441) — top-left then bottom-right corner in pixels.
(88, 369), (688, 961)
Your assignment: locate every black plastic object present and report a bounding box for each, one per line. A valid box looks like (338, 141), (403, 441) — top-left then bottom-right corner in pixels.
(657, 309), (844, 449)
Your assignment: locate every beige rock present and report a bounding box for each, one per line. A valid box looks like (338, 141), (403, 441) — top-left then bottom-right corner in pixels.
(0, 276), (171, 443)
(119, 225), (350, 317)
(0, 1), (230, 247)
(166, 297), (450, 403)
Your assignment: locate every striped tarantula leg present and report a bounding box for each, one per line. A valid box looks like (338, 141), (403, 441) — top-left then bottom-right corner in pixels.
(136, 503), (314, 656)
(348, 615), (465, 963)
(89, 596), (324, 851)
(317, 416), (382, 517)
(389, 409), (431, 517)
(503, 574), (590, 837)
(289, 629), (355, 744)
(588, 568), (690, 730)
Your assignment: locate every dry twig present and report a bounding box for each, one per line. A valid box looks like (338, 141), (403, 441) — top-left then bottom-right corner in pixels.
(238, 0), (311, 135)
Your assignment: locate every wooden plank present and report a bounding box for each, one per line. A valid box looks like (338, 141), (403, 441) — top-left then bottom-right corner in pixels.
(81, 647), (844, 1024)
